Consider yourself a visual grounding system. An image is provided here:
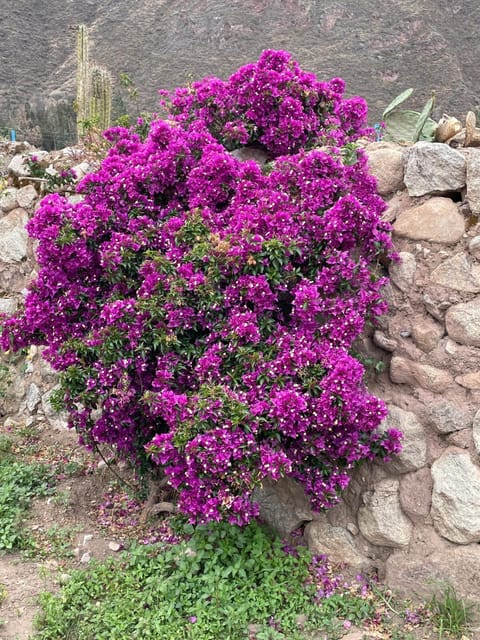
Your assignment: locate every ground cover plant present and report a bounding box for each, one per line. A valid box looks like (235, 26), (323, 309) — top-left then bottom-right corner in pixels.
(30, 520), (405, 640)
(0, 50), (401, 526)
(0, 432), (56, 551)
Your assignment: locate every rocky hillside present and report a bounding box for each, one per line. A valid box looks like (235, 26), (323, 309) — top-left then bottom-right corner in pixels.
(2, 0), (480, 146)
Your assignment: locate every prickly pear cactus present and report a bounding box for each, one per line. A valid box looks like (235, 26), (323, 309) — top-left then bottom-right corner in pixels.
(382, 88), (437, 143)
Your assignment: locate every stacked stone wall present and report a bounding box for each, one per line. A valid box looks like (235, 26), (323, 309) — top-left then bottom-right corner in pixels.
(2, 138), (480, 600)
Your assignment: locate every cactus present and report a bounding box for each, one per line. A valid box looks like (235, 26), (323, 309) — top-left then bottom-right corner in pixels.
(382, 88), (437, 143)
(75, 24), (112, 141)
(75, 24), (90, 141)
(89, 66), (112, 131)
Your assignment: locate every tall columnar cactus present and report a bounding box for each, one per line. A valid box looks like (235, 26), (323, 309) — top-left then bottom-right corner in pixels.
(89, 66), (112, 131)
(75, 24), (90, 141)
(75, 24), (112, 141)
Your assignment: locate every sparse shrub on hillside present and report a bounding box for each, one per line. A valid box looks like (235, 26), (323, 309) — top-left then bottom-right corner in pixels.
(0, 50), (401, 525)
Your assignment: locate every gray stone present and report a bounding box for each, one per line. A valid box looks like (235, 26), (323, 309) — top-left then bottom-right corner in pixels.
(469, 235), (480, 258)
(473, 409), (480, 457)
(423, 293), (447, 321)
(366, 146), (404, 195)
(373, 330), (398, 352)
(358, 479), (412, 547)
(428, 402), (472, 434)
(393, 198), (465, 244)
(305, 516), (368, 569)
(252, 477), (313, 536)
(0, 208), (28, 262)
(41, 386), (69, 430)
(446, 298), (480, 347)
(465, 149), (480, 215)
(381, 405), (427, 473)
(431, 450), (480, 543)
(0, 187), (18, 213)
(399, 468), (433, 520)
(0, 298), (17, 315)
(388, 251), (416, 292)
(26, 382), (41, 413)
(430, 253), (480, 293)
(411, 316), (444, 352)
(230, 147), (269, 165)
(390, 356), (453, 393)
(108, 541), (122, 552)
(16, 184), (37, 209)
(7, 154), (31, 177)
(403, 142), (466, 196)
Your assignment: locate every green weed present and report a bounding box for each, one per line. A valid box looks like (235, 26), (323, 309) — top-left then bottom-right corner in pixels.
(0, 459), (55, 550)
(429, 585), (475, 638)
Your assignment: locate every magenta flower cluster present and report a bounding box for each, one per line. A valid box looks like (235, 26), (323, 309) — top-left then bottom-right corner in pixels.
(1, 50), (401, 525)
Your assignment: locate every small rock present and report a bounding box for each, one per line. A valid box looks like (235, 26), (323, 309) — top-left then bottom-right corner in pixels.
(0, 187), (18, 213)
(389, 252), (416, 292)
(26, 383), (41, 413)
(252, 477), (313, 536)
(0, 297), (17, 315)
(430, 253), (480, 293)
(423, 293), (446, 321)
(108, 541), (122, 552)
(0, 207), (28, 262)
(399, 468), (433, 520)
(403, 142), (466, 196)
(390, 356), (453, 393)
(57, 573), (71, 585)
(80, 551), (91, 564)
(366, 146), (405, 195)
(373, 330), (398, 352)
(465, 149), (480, 215)
(428, 402), (472, 434)
(411, 316), (444, 352)
(82, 534), (93, 546)
(381, 405), (427, 473)
(455, 371), (480, 389)
(230, 147), (269, 164)
(393, 198), (465, 245)
(446, 299), (480, 347)
(469, 235), (480, 258)
(431, 451), (480, 543)
(445, 339), (458, 355)
(473, 409), (480, 456)
(358, 479), (413, 547)
(16, 184), (38, 209)
(305, 516), (369, 569)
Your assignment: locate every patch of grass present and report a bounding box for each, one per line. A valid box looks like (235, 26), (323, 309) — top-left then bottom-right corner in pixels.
(0, 459), (55, 551)
(429, 585), (475, 638)
(33, 521), (379, 640)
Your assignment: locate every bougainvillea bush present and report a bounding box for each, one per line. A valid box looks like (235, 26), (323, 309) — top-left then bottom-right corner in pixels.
(1, 50), (401, 525)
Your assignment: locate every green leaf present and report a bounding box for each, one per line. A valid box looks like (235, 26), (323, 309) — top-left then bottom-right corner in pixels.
(382, 87), (414, 119)
(383, 110), (436, 143)
(414, 91), (436, 142)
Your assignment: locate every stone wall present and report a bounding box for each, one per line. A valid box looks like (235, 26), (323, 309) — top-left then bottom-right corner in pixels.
(2, 138), (480, 601)
(307, 140), (480, 601)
